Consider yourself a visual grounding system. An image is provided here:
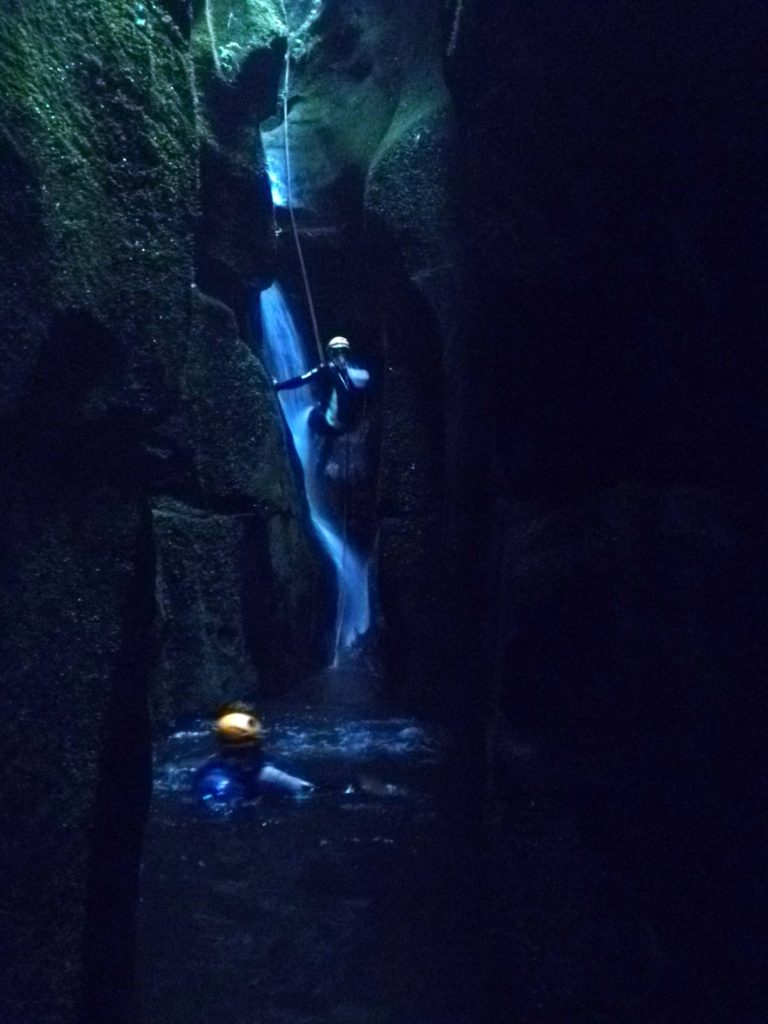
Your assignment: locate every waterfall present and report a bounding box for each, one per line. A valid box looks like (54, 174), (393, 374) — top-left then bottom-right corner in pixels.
(258, 283), (370, 662)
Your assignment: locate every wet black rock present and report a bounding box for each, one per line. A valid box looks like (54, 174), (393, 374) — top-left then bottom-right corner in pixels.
(375, 516), (445, 704)
(488, 484), (768, 1019)
(152, 503), (260, 720)
(0, 485), (149, 1024)
(192, 0), (287, 325)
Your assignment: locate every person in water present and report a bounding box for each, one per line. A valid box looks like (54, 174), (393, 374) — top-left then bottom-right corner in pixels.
(273, 336), (370, 436)
(195, 701), (313, 809)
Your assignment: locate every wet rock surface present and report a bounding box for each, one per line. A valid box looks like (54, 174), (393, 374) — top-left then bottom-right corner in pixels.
(0, 0), (197, 419)
(150, 289), (326, 715)
(192, 0), (286, 314)
(451, 5), (768, 1015)
(151, 504), (259, 720)
(0, 5), (195, 1018)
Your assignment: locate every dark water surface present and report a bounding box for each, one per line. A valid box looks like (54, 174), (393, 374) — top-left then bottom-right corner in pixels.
(139, 699), (481, 1024)
(139, 683), (683, 1023)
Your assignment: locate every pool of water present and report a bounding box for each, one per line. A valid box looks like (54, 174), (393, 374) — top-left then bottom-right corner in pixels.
(139, 703), (478, 1024)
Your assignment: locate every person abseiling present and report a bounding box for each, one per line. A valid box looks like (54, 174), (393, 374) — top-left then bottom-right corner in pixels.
(194, 701), (313, 810)
(273, 336), (370, 436)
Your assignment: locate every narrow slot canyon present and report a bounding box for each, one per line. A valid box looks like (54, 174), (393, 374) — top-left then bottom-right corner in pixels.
(1, 2), (767, 1023)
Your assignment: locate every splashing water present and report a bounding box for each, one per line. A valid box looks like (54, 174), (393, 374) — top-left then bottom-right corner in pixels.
(153, 714), (441, 797)
(258, 283), (370, 661)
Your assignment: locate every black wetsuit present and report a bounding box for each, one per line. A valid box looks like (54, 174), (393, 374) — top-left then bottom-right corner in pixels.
(275, 361), (370, 435)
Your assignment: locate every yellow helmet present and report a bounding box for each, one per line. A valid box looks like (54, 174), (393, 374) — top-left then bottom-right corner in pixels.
(215, 711), (263, 744)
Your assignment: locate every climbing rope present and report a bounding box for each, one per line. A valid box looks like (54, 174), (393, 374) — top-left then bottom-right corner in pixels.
(446, 0), (464, 56)
(278, 14), (359, 663)
(332, 437), (352, 665)
(281, 42), (324, 362)
(205, 0), (222, 73)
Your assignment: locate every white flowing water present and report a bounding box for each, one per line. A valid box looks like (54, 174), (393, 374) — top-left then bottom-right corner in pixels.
(259, 283), (370, 661)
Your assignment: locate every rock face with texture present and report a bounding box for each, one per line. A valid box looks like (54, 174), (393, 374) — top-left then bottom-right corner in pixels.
(192, 0), (286, 320)
(151, 289), (323, 715)
(0, 2), (321, 1021)
(0, 486), (149, 1024)
(0, 2), (201, 408)
(0, 5), (195, 1020)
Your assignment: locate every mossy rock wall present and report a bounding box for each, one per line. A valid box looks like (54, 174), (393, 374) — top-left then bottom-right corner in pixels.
(0, 1), (196, 418)
(0, 2), (319, 1020)
(0, 6), (194, 1020)
(192, 0), (286, 307)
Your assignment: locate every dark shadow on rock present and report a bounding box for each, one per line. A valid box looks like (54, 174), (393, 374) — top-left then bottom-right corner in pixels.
(489, 485), (768, 1020)
(159, 0), (193, 37)
(241, 510), (335, 694)
(196, 139), (275, 334)
(81, 508), (156, 1024)
(4, 309), (175, 490)
(203, 40), (285, 145)
(0, 128), (51, 418)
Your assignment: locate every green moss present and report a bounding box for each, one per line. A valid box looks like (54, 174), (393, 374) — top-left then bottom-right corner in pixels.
(0, 0), (196, 411)
(193, 0), (285, 81)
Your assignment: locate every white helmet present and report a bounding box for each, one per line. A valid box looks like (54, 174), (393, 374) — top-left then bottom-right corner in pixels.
(326, 336), (351, 356)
